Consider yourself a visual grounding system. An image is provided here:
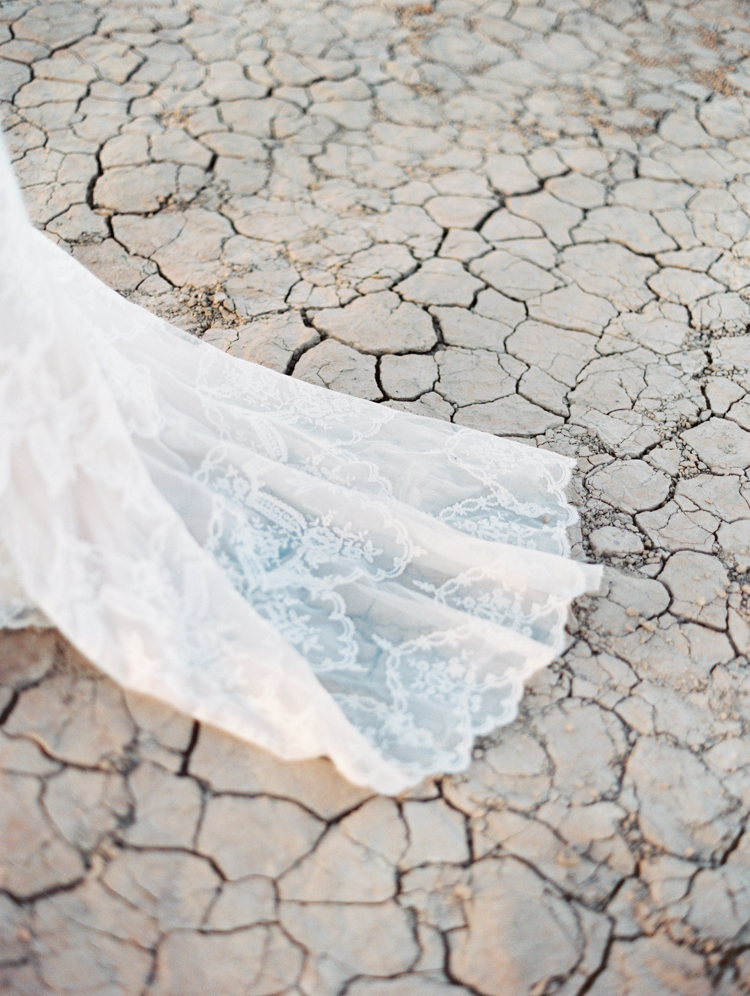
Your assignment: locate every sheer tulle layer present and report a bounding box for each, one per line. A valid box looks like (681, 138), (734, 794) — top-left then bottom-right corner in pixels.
(0, 139), (601, 793)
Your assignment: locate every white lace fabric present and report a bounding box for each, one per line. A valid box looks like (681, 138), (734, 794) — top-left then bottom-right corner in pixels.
(0, 137), (601, 794)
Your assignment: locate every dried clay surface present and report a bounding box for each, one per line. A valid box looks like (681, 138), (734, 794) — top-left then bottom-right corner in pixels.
(4, 0), (750, 993)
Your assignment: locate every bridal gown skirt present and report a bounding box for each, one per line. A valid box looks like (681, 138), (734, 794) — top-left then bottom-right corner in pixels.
(0, 139), (601, 794)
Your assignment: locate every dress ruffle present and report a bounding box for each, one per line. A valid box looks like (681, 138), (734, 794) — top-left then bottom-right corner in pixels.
(0, 137), (600, 793)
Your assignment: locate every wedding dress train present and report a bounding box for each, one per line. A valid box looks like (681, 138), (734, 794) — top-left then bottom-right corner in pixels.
(0, 137), (601, 794)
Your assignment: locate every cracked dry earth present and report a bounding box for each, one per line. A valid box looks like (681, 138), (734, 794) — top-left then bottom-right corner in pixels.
(8, 0), (750, 994)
